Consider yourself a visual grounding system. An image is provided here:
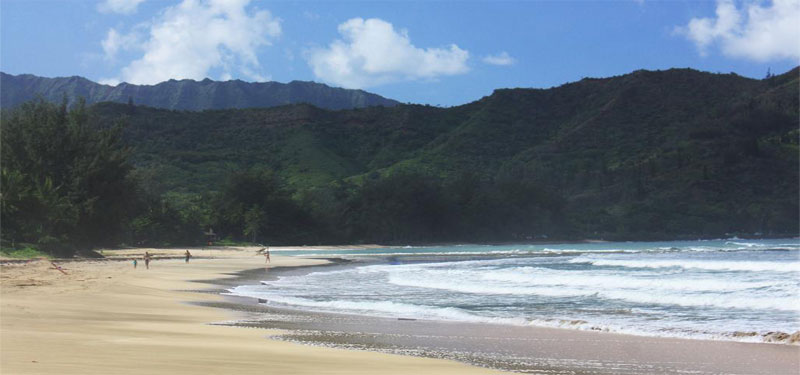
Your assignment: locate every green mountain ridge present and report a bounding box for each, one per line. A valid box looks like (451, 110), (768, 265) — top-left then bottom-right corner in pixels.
(86, 66), (798, 241)
(0, 72), (399, 111)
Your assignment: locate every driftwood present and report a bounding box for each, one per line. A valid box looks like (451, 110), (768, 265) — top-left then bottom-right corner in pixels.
(49, 261), (68, 275)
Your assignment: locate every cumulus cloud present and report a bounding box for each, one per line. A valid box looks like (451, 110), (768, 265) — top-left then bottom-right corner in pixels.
(101, 0), (280, 85)
(482, 51), (516, 66)
(97, 0), (146, 15)
(101, 28), (142, 61)
(677, 0), (800, 61)
(307, 18), (469, 88)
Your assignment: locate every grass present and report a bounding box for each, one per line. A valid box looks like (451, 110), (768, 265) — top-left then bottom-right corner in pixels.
(0, 245), (50, 259)
(213, 238), (260, 247)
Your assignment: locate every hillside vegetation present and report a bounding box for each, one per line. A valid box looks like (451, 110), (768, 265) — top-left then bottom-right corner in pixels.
(3, 67), (797, 253)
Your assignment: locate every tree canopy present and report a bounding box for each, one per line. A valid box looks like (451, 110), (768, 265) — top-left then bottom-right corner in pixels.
(1, 99), (133, 256)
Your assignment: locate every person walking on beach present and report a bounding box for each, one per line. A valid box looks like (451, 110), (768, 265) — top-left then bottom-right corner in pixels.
(264, 246), (271, 263)
(144, 252), (151, 269)
(133, 258), (138, 269)
(184, 250), (192, 263)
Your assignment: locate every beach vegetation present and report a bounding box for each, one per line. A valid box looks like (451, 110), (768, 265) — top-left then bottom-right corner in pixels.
(1, 98), (134, 256)
(0, 244), (49, 259)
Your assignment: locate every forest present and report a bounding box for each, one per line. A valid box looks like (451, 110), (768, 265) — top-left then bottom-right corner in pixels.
(2, 67), (798, 256)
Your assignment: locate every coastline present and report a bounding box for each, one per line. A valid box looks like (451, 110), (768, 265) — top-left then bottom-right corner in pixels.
(0, 247), (503, 375)
(2, 246), (798, 375)
(220, 254), (800, 375)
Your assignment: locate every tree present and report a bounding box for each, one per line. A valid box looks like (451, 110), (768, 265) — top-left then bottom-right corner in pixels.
(349, 171), (448, 242)
(1, 98), (134, 256)
(243, 205), (266, 243)
(212, 169), (315, 244)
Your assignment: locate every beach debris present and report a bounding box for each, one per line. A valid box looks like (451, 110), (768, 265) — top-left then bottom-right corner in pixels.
(565, 319), (588, 326)
(761, 331), (800, 344)
(49, 261), (67, 275)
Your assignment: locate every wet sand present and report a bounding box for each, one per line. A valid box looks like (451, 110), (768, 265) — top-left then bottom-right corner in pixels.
(217, 257), (800, 375)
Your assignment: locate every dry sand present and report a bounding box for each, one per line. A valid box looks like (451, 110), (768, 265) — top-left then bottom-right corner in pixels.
(0, 247), (502, 374)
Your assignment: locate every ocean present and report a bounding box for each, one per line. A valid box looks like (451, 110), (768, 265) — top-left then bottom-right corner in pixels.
(228, 239), (799, 343)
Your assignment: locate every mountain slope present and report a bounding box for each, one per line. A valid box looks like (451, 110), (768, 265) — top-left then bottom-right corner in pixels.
(0, 72), (399, 110)
(89, 67), (799, 239)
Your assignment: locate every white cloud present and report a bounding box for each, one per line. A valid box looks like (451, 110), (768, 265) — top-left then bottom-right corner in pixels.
(307, 18), (469, 88)
(97, 0), (146, 15)
(101, 0), (281, 85)
(482, 51), (516, 66)
(98, 78), (121, 86)
(101, 28), (142, 60)
(677, 0), (800, 61)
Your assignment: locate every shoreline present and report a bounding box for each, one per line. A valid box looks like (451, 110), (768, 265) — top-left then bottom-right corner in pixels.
(234, 245), (800, 347)
(3, 246), (799, 374)
(218, 255), (800, 375)
(0, 247), (504, 375)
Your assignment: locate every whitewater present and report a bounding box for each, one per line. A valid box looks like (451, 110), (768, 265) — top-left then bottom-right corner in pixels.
(228, 239), (800, 342)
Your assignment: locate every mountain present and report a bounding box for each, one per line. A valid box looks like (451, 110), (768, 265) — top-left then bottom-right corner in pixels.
(0, 72), (399, 111)
(83, 67), (798, 241)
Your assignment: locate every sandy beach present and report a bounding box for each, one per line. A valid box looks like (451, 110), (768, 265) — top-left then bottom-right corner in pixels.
(0, 247), (502, 375)
(2, 247), (798, 375)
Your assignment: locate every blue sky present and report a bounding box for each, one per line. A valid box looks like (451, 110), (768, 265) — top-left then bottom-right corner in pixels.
(1, 0), (798, 106)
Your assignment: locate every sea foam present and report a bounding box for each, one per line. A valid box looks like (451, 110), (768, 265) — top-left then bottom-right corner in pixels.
(570, 258), (800, 272)
(229, 239), (800, 343)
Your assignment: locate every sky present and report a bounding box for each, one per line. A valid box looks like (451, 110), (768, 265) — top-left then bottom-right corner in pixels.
(1, 0), (798, 106)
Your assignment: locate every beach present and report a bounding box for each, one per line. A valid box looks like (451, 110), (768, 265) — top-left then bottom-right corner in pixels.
(2, 246), (798, 375)
(0, 247), (502, 375)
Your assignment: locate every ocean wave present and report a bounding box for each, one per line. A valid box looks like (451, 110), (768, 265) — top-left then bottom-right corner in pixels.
(226, 285), (799, 344)
(273, 250), (537, 257)
(382, 273), (799, 312)
(234, 239), (800, 346)
(274, 245), (799, 258)
(569, 258), (800, 273)
(368, 262), (779, 293)
(226, 287), (527, 324)
(476, 267), (777, 292)
(364, 259), (791, 292)
(726, 241), (762, 248)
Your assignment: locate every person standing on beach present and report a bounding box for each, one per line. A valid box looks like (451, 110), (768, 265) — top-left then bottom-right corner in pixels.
(144, 252), (151, 269)
(133, 258), (138, 269)
(265, 247), (270, 263)
(184, 250), (192, 263)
